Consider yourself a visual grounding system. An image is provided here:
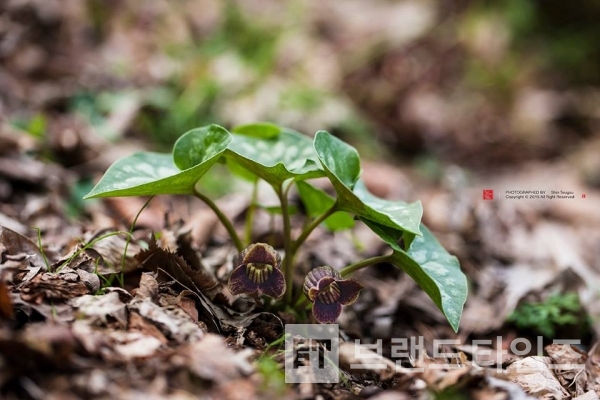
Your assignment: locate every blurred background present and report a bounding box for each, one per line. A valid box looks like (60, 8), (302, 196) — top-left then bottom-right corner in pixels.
(2, 0), (600, 365)
(2, 0), (599, 175)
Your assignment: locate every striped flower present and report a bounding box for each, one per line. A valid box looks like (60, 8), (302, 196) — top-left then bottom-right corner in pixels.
(303, 266), (363, 324)
(228, 243), (285, 299)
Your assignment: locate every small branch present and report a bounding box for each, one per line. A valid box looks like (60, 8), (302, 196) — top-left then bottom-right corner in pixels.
(339, 254), (393, 277)
(292, 201), (338, 253)
(193, 187), (243, 252)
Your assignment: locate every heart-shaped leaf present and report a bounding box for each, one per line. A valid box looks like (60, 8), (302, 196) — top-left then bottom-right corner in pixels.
(314, 131), (422, 235)
(84, 127), (231, 198)
(296, 181), (354, 231)
(362, 219), (467, 332)
(225, 128), (325, 186)
(173, 125), (231, 170)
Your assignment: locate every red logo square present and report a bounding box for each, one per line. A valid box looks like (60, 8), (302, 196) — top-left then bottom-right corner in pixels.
(483, 189), (494, 200)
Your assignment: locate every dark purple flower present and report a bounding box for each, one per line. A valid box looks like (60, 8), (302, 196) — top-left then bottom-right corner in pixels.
(228, 243), (285, 299)
(303, 266), (364, 324)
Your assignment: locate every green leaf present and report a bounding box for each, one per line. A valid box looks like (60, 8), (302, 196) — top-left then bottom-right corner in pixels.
(232, 122), (281, 139)
(227, 159), (260, 182)
(313, 130), (360, 188)
(225, 128), (325, 186)
(353, 180), (422, 236)
(362, 220), (467, 332)
(314, 131), (422, 235)
(84, 126), (231, 198)
(296, 181), (354, 231)
(172, 125), (231, 170)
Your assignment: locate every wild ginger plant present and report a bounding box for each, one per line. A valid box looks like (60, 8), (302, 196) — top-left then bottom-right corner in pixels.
(84, 123), (467, 330)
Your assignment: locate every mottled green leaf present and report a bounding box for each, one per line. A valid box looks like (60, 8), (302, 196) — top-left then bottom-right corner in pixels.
(172, 125), (231, 170)
(225, 128), (325, 186)
(84, 126), (231, 198)
(362, 220), (467, 332)
(84, 152), (223, 198)
(314, 131), (422, 235)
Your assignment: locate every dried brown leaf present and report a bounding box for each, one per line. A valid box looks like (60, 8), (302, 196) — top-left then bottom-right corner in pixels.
(136, 237), (220, 295)
(112, 331), (163, 359)
(0, 281), (14, 320)
(507, 356), (569, 399)
(586, 342), (600, 393)
(339, 341), (411, 381)
(135, 237), (221, 332)
(136, 272), (159, 299)
(175, 227), (205, 272)
(0, 225), (47, 270)
(130, 297), (206, 344)
(546, 343), (587, 397)
(129, 311), (168, 344)
(71, 292), (128, 327)
(20, 267), (91, 303)
(186, 334), (254, 381)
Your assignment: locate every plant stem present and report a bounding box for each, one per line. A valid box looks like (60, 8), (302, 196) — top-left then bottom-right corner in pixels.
(294, 296), (312, 310)
(32, 227), (50, 270)
(244, 179), (259, 246)
(339, 254), (393, 277)
(193, 187), (243, 252)
(122, 196), (154, 274)
(277, 183), (294, 304)
(291, 201), (338, 254)
(57, 230), (131, 272)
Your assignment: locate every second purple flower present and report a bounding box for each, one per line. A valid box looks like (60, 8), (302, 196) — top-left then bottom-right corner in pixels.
(303, 266), (364, 324)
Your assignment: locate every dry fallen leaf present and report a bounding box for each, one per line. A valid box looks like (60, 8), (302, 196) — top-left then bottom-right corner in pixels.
(20, 267), (92, 304)
(507, 356), (569, 399)
(71, 291), (128, 327)
(130, 297), (206, 344)
(186, 334), (254, 381)
(339, 341), (412, 381)
(0, 225), (48, 270)
(0, 281), (14, 320)
(545, 343), (587, 397)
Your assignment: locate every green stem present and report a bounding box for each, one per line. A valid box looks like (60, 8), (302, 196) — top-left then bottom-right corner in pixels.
(339, 254), (393, 277)
(122, 196), (154, 274)
(193, 187), (243, 252)
(57, 230), (131, 272)
(277, 183), (294, 304)
(287, 201), (340, 306)
(244, 179), (259, 246)
(291, 201), (338, 254)
(294, 296), (312, 310)
(32, 227), (50, 270)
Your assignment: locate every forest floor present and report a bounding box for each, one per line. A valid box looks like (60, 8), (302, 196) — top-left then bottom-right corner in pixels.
(1, 1), (600, 399)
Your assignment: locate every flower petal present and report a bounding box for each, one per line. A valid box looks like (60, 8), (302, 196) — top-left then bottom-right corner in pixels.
(316, 276), (336, 291)
(312, 300), (342, 324)
(228, 265), (258, 295)
(304, 269), (331, 298)
(337, 279), (364, 305)
(241, 243), (281, 267)
(258, 267), (286, 299)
